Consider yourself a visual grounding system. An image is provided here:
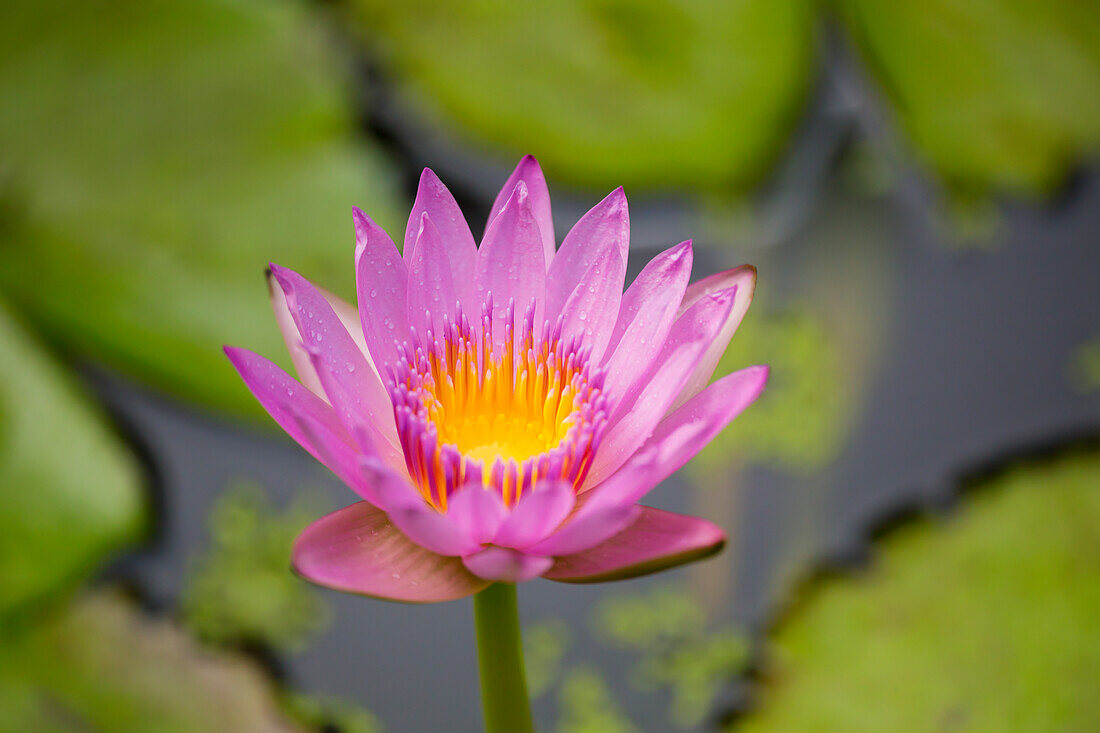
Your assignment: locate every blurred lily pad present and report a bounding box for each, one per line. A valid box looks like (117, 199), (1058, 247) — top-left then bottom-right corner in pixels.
(0, 0), (405, 416)
(0, 591), (305, 732)
(350, 0), (817, 193)
(0, 300), (144, 619)
(840, 0), (1100, 197)
(738, 450), (1100, 731)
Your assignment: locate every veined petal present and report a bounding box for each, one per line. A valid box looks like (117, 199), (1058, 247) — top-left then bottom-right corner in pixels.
(404, 168), (477, 268)
(543, 507), (725, 583)
(224, 346), (354, 476)
(407, 213), (463, 338)
(358, 458), (479, 556)
(582, 365), (769, 505)
(477, 180), (546, 344)
(269, 265), (399, 454)
(600, 240), (693, 400)
(269, 271), (368, 395)
(525, 499), (641, 558)
(446, 485), (506, 546)
(586, 289), (736, 486)
(492, 480), (575, 549)
(462, 547), (553, 583)
(354, 207), (409, 369)
(488, 155), (555, 268)
(293, 501), (489, 603)
(544, 188), (628, 360)
(672, 265), (756, 411)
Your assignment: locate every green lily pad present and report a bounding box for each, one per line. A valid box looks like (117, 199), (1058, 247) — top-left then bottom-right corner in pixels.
(840, 0), (1100, 197)
(349, 0), (817, 193)
(0, 300), (144, 619)
(738, 450), (1100, 731)
(0, 0), (405, 416)
(0, 591), (307, 732)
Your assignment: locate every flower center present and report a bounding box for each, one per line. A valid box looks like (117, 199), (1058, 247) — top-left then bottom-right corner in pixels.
(388, 298), (608, 511)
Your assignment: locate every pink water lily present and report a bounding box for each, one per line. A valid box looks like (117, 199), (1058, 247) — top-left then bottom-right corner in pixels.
(226, 156), (767, 603)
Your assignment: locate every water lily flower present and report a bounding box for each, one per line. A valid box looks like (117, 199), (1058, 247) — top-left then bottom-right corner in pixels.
(225, 156), (767, 603)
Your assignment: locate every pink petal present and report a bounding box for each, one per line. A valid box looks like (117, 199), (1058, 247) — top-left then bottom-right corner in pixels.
(488, 155), (555, 268)
(493, 480), (575, 549)
(269, 271), (325, 396)
(224, 346), (355, 479)
(293, 501), (489, 603)
(269, 272), (368, 395)
(404, 168), (477, 269)
(543, 188), (628, 361)
(356, 457), (479, 556)
(407, 213), (463, 338)
(672, 265), (756, 411)
(600, 240), (693, 401)
(524, 500), (642, 558)
(462, 547), (554, 583)
(354, 207), (409, 370)
(582, 365), (770, 505)
(586, 289), (736, 486)
(269, 265), (400, 455)
(446, 485), (506, 546)
(543, 507), (725, 583)
(477, 181), (547, 344)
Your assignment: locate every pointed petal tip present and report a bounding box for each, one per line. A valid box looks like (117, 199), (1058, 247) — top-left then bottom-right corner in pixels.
(544, 508), (727, 584)
(418, 167), (443, 188)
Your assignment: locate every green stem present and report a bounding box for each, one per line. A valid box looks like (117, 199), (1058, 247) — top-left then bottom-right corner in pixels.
(473, 583), (534, 733)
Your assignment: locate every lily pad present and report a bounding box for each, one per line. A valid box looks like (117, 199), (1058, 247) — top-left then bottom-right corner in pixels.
(0, 300), (144, 619)
(0, 591), (305, 732)
(840, 0), (1100, 197)
(738, 450), (1100, 731)
(0, 0), (405, 416)
(350, 0), (817, 193)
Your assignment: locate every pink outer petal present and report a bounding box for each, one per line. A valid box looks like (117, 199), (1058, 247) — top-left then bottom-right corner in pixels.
(543, 188), (628, 361)
(269, 266), (399, 454)
(293, 501), (489, 603)
(477, 181), (546, 344)
(446, 485), (506, 546)
(269, 271), (369, 396)
(492, 480), (575, 549)
(224, 346), (355, 479)
(585, 289), (736, 487)
(582, 365), (770, 505)
(358, 458), (479, 556)
(462, 547), (554, 583)
(407, 213), (463, 339)
(600, 240), (693, 401)
(672, 265), (756, 411)
(543, 507), (725, 583)
(354, 207), (409, 370)
(488, 155), (555, 268)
